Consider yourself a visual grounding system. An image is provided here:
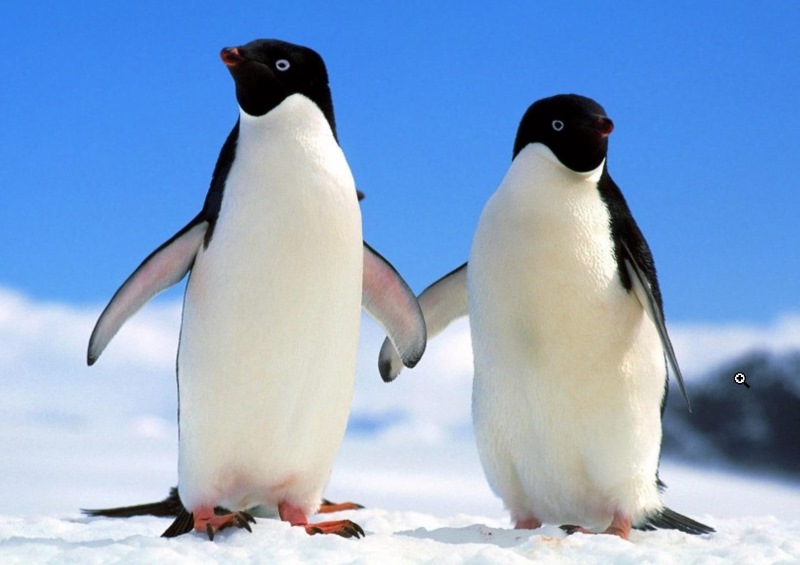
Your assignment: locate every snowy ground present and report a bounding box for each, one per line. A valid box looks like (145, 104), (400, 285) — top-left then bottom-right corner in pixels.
(3, 437), (800, 564)
(2, 511), (799, 564)
(2, 288), (800, 562)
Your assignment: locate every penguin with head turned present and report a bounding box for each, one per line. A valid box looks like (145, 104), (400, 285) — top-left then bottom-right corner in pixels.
(379, 94), (713, 539)
(87, 39), (426, 540)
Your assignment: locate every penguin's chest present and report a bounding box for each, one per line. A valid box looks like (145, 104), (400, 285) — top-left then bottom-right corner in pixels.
(469, 151), (664, 427)
(176, 106), (362, 510)
(473, 171), (638, 377)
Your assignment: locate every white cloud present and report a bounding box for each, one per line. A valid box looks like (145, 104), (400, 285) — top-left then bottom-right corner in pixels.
(0, 287), (180, 423)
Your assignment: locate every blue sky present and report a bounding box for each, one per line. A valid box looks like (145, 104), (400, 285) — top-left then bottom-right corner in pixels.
(2, 2), (798, 324)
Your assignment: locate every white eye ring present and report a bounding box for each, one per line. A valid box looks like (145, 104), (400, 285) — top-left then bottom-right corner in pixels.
(552, 120), (564, 131)
(275, 59), (291, 71)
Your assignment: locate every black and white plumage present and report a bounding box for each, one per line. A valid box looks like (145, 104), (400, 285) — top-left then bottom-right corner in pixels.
(88, 39), (425, 540)
(379, 94), (712, 538)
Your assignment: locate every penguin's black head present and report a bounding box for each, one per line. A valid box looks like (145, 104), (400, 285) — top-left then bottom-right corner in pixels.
(512, 94), (613, 173)
(220, 39), (336, 136)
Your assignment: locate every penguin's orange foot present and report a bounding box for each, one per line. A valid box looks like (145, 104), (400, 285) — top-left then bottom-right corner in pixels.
(304, 519), (365, 538)
(279, 500), (365, 539)
(603, 512), (631, 540)
(560, 512), (631, 540)
(318, 498), (365, 513)
(192, 507), (256, 541)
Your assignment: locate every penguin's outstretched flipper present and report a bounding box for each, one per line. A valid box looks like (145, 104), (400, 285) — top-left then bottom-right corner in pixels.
(362, 242), (427, 372)
(378, 262), (467, 382)
(87, 217), (209, 365)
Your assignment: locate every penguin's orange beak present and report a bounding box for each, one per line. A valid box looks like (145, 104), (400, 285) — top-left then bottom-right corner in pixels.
(220, 47), (245, 67)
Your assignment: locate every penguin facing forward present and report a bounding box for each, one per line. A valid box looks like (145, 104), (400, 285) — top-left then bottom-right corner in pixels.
(88, 39), (426, 541)
(378, 94), (713, 539)
(82, 190), (368, 523)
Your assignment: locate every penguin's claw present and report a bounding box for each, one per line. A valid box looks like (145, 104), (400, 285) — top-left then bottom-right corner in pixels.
(560, 525), (592, 535)
(345, 521), (366, 538)
(304, 519), (365, 539)
(193, 509), (257, 541)
(278, 500), (364, 539)
(235, 514), (253, 532)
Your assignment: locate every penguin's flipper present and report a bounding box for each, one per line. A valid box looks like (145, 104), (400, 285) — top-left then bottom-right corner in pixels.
(635, 507), (715, 535)
(378, 262), (468, 382)
(621, 241), (691, 412)
(87, 217), (209, 365)
(362, 242), (427, 376)
(82, 487), (184, 518)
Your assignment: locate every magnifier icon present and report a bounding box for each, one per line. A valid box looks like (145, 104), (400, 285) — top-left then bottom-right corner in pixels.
(734, 372), (750, 389)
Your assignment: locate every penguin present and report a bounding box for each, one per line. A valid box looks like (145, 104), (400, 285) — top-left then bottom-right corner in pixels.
(378, 94), (713, 539)
(87, 39), (426, 541)
(83, 192), (367, 523)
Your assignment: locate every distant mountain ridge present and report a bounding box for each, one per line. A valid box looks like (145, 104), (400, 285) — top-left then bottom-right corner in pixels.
(662, 350), (800, 480)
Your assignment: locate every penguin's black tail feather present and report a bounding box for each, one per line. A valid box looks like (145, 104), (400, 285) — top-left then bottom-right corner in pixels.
(161, 509), (194, 538)
(82, 487), (184, 518)
(636, 506), (715, 535)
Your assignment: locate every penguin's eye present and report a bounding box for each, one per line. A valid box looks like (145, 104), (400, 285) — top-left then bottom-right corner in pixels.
(275, 59), (291, 72)
(552, 120), (565, 132)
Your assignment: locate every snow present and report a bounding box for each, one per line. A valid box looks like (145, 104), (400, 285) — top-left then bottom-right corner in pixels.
(2, 476), (800, 565)
(2, 512), (799, 565)
(2, 287), (800, 562)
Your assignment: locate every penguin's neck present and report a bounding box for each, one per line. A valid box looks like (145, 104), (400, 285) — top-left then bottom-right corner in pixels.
(487, 142), (616, 285)
(226, 94), (352, 210)
(238, 94), (337, 154)
(501, 144), (605, 206)
(208, 94), (355, 250)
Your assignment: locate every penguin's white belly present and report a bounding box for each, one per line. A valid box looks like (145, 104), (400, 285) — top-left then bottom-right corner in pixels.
(469, 146), (665, 528)
(176, 98), (362, 515)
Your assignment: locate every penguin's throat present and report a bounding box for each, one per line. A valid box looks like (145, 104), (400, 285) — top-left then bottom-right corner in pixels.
(528, 143), (605, 184)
